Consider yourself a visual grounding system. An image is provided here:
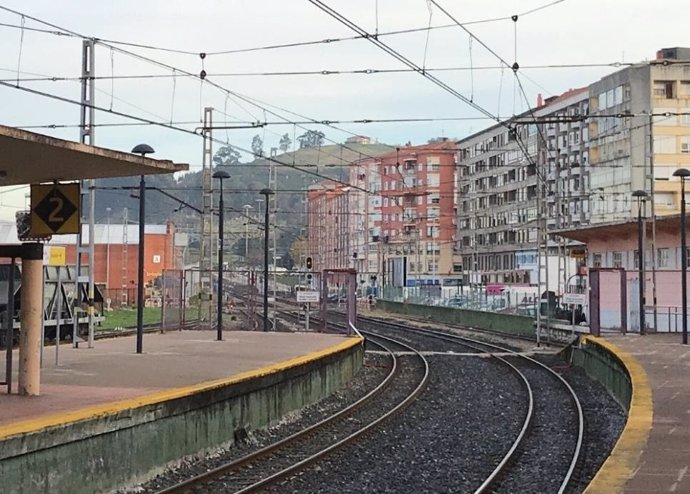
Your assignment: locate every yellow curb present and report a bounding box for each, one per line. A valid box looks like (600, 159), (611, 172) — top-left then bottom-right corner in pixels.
(582, 335), (653, 494)
(0, 335), (363, 441)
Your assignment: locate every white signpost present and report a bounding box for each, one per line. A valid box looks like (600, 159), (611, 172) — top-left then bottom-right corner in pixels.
(562, 292), (587, 336)
(296, 291), (320, 303)
(297, 291), (320, 332)
(562, 292), (586, 306)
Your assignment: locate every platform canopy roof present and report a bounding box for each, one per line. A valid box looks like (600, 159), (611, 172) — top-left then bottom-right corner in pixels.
(0, 124), (188, 186)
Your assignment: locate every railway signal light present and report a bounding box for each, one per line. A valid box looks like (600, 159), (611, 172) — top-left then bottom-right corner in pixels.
(306, 256), (313, 270)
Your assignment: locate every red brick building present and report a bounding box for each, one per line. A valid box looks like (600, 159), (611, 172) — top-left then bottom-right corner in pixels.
(50, 223), (181, 302)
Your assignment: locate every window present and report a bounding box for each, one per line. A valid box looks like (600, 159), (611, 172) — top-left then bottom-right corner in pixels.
(427, 174), (440, 187)
(427, 156), (440, 171)
(615, 85), (624, 105)
(679, 81), (690, 97)
(633, 249), (639, 269)
(681, 136), (690, 154)
(613, 252), (622, 268)
(593, 253), (602, 268)
(654, 192), (675, 208)
(658, 248), (669, 268)
(653, 80), (675, 99)
(654, 135), (676, 154)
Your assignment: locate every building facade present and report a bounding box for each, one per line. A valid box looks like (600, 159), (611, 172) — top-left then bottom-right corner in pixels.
(308, 141), (458, 290)
(588, 48), (690, 223)
(375, 141), (457, 287)
(456, 116), (540, 287)
(307, 182), (353, 274)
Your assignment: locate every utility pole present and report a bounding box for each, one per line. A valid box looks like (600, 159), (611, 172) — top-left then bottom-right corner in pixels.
(75, 38), (96, 348)
(269, 148), (278, 330)
(201, 107), (214, 326)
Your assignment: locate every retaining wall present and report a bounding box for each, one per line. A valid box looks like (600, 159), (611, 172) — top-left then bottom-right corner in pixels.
(376, 300), (535, 338)
(0, 337), (363, 494)
(569, 336), (632, 411)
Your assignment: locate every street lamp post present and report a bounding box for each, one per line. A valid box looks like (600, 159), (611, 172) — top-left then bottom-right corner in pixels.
(213, 170), (231, 341)
(106, 207), (111, 292)
(673, 168), (690, 344)
(260, 188), (274, 331)
(131, 144), (154, 354)
(632, 190), (648, 334)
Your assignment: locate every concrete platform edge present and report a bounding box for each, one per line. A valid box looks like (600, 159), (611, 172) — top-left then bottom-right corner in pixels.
(0, 335), (364, 494)
(581, 336), (653, 494)
(0, 335), (362, 442)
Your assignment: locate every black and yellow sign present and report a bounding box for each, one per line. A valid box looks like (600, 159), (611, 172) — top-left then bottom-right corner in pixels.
(30, 183), (80, 235)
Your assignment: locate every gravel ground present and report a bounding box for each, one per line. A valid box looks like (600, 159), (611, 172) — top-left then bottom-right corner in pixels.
(277, 355), (524, 493)
(120, 350), (392, 494)
(121, 337), (625, 494)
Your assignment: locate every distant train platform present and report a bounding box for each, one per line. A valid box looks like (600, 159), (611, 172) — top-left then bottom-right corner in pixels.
(0, 330), (351, 431)
(587, 333), (690, 493)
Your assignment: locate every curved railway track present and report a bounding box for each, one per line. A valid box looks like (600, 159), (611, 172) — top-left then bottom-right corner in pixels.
(346, 314), (584, 493)
(152, 326), (429, 494)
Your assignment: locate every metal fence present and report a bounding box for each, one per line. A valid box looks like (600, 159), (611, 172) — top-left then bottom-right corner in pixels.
(161, 269), (184, 330)
(380, 285), (540, 318)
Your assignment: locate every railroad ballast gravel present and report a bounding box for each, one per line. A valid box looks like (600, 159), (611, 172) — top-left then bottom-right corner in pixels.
(122, 342), (625, 494)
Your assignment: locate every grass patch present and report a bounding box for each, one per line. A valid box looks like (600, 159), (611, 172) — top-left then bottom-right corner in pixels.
(100, 307), (162, 330)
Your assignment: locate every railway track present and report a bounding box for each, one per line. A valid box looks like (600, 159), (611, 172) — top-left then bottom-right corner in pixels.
(346, 314), (584, 493)
(152, 325), (428, 494)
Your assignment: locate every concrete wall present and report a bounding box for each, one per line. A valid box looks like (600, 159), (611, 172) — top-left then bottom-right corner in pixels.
(0, 338), (363, 494)
(568, 336), (632, 411)
(376, 299), (535, 338)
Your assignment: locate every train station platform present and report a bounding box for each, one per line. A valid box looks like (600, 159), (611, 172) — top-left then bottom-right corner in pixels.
(0, 329), (364, 494)
(584, 333), (690, 494)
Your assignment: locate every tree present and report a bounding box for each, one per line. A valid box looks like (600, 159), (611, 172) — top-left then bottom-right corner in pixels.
(297, 130), (325, 149)
(251, 134), (264, 157)
(279, 133), (292, 152)
(213, 145), (241, 167)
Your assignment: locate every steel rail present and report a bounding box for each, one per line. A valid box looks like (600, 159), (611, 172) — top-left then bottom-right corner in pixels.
(232, 329), (429, 494)
(355, 313), (584, 493)
(154, 328), (425, 494)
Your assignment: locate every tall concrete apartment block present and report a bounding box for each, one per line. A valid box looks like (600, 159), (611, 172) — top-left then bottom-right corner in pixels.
(589, 47), (690, 223)
(456, 119), (540, 286)
(537, 88), (591, 231)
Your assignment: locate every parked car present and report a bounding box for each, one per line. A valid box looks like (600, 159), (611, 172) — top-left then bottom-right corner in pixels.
(445, 297), (466, 308)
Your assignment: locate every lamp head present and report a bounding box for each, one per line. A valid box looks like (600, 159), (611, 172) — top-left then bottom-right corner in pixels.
(632, 190), (648, 199)
(212, 170), (231, 180)
(673, 168), (690, 178)
(131, 143), (155, 156)
(259, 188), (275, 196)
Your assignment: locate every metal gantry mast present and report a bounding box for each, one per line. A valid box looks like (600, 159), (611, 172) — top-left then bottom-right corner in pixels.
(269, 148), (278, 330)
(201, 107), (214, 323)
(75, 38), (96, 348)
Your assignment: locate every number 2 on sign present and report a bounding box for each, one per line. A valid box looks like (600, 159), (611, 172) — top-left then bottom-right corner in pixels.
(49, 196), (64, 222)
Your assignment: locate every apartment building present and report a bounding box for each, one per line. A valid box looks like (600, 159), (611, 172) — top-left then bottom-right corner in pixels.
(348, 156), (382, 282)
(536, 88), (591, 230)
(588, 47), (690, 223)
(308, 141), (457, 288)
(456, 117), (540, 286)
(306, 181), (353, 274)
(377, 141), (458, 287)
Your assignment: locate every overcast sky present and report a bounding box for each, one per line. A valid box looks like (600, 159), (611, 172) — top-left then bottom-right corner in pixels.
(0, 0), (687, 220)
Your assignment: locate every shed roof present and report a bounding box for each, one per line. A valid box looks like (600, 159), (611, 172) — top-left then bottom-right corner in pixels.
(0, 124), (187, 186)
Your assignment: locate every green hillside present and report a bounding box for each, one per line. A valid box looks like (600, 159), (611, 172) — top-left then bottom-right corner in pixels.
(94, 142), (394, 268)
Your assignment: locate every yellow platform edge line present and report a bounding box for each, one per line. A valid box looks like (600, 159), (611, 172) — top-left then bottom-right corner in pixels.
(0, 335), (364, 441)
(582, 335), (653, 494)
